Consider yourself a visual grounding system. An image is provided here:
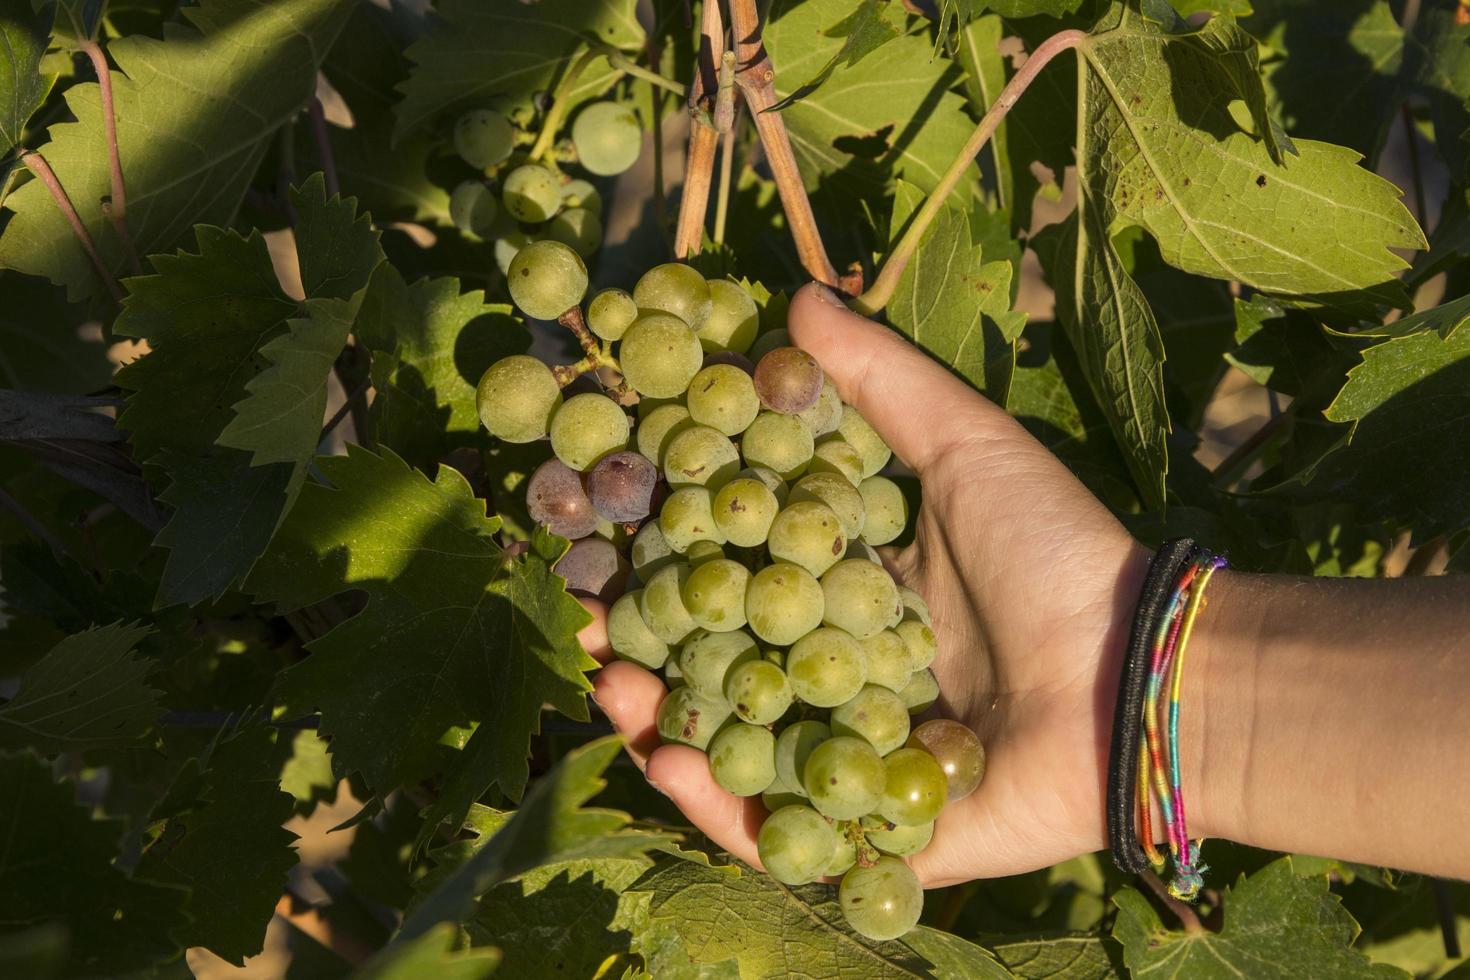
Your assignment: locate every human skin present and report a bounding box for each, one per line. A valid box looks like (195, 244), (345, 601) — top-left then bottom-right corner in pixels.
(578, 281), (1470, 885)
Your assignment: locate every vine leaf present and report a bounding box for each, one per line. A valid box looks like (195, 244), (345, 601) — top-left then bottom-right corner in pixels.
(394, 0), (644, 142)
(0, 272), (112, 395)
(355, 924), (501, 980)
(0, 0), (57, 155)
(1111, 857), (1406, 978)
(397, 736), (675, 942)
(244, 445), (598, 825)
(0, 752), (188, 975)
(887, 181), (1025, 404)
(988, 933), (1122, 979)
(1400, 0), (1470, 173)
(0, 0), (355, 303)
(770, 0), (902, 112)
(135, 726), (299, 965)
(0, 621), (160, 753)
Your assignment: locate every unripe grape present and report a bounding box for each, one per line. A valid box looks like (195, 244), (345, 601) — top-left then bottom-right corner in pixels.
(656, 685), (732, 750)
(820, 559), (901, 641)
(860, 630), (912, 693)
(630, 522), (676, 581)
(745, 563), (824, 646)
(847, 539), (884, 565)
(768, 501), (846, 577)
(837, 404), (892, 477)
(588, 288), (638, 341)
(679, 629), (758, 701)
(636, 403), (694, 465)
(754, 347), (824, 415)
(895, 619), (937, 670)
(558, 537), (628, 601)
(547, 207), (602, 257)
(476, 355), (562, 443)
(899, 586), (931, 627)
(453, 109), (515, 169)
(633, 262), (712, 329)
(803, 735), (884, 820)
(559, 178), (602, 216)
(712, 477), (780, 547)
(525, 458), (598, 539)
(826, 830), (858, 876)
(607, 589), (670, 668)
(681, 558), (751, 632)
(685, 539), (725, 566)
(507, 240), (588, 320)
(548, 392), (628, 471)
(493, 230), (532, 276)
(640, 562), (697, 644)
(687, 364), (760, 436)
(736, 466), (789, 506)
(774, 720), (830, 795)
(501, 163), (562, 222)
(787, 627), (866, 707)
(809, 439), (865, 485)
(586, 451), (657, 523)
(708, 723), (777, 796)
(741, 411), (814, 481)
(449, 180), (498, 237)
(761, 775), (806, 813)
(907, 719), (985, 801)
(839, 857), (922, 940)
(662, 425), (741, 490)
(704, 350), (755, 374)
(859, 476), (908, 546)
(865, 818), (933, 856)
(878, 747), (946, 826)
(900, 668), (938, 714)
(790, 472), (865, 541)
(664, 654), (685, 689)
(758, 805), (836, 885)
(659, 486), (725, 552)
(724, 659), (793, 725)
(699, 279), (759, 353)
(796, 379), (842, 436)
(619, 312), (704, 397)
(831, 684), (911, 755)
(572, 101), (643, 176)
(748, 328), (791, 362)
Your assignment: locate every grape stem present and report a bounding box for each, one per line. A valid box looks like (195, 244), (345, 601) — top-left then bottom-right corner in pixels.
(851, 28), (1088, 316)
(529, 47), (600, 163)
(601, 47), (688, 97)
(20, 150), (125, 302)
(713, 97), (740, 244)
(78, 38), (141, 275)
(673, 0), (725, 258)
(553, 307), (628, 393)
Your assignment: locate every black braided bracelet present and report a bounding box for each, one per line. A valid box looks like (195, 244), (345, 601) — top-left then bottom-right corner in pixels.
(1106, 538), (1198, 875)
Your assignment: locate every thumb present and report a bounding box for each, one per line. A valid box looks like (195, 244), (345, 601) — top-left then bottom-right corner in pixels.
(786, 282), (1016, 475)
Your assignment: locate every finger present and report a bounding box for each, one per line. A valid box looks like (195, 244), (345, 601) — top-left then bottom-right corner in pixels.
(787, 282), (1015, 475)
(592, 659), (667, 767)
(578, 598), (612, 663)
(645, 744), (765, 869)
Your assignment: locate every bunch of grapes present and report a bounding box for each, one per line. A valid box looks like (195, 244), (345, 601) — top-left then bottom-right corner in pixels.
(448, 102), (643, 277)
(476, 247), (987, 942)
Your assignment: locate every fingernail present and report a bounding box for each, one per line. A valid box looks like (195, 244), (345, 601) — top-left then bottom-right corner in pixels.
(809, 282), (842, 306)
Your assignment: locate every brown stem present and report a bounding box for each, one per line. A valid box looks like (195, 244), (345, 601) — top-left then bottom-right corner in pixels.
(727, 0), (840, 288)
(558, 305), (602, 360)
(714, 101), (740, 244)
(20, 151), (124, 301)
(853, 28), (1088, 315)
(1140, 869), (1205, 934)
(320, 373), (372, 441)
(1400, 103), (1427, 229)
(78, 39), (140, 275)
(674, 0), (725, 258)
(1210, 403), (1295, 489)
(307, 97), (340, 198)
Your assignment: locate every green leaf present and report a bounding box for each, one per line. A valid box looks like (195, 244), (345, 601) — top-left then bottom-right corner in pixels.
(0, 0), (57, 154)
(766, 0), (979, 203)
(397, 736), (674, 943)
(887, 181), (1024, 402)
(49, 0), (106, 43)
(0, 752), (188, 975)
(354, 924), (501, 980)
(394, 0), (644, 141)
(0, 0), (355, 302)
(135, 725), (299, 964)
(278, 728), (337, 815)
(900, 928), (1015, 978)
(1401, 0), (1470, 173)
(245, 446), (597, 819)
(956, 14), (1014, 213)
(989, 933), (1122, 978)
(0, 621), (160, 752)
(0, 272), (113, 394)
(770, 0), (903, 112)
(1111, 857), (1406, 978)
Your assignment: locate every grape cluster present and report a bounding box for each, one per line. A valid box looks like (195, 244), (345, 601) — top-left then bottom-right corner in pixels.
(449, 102), (643, 278)
(476, 254), (987, 942)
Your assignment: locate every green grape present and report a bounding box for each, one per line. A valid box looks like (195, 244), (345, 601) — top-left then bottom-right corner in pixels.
(681, 558), (751, 632)
(588, 288), (638, 341)
(635, 403), (693, 465)
(803, 736), (885, 820)
(860, 630), (912, 693)
(768, 501), (846, 577)
(449, 180), (498, 237)
(764, 648), (787, 668)
(741, 411), (814, 481)
(453, 109), (515, 169)
(837, 405), (892, 478)
(501, 163), (562, 222)
(631, 522), (675, 581)
(839, 857), (923, 940)
(548, 392), (628, 471)
(865, 818), (933, 856)
(546, 206), (603, 257)
(640, 563), (697, 644)
(712, 477), (780, 548)
(637, 395), (680, 419)
(895, 619), (937, 670)
(758, 805), (836, 885)
(724, 659), (793, 725)
(663, 425), (741, 490)
(748, 328), (791, 362)
(745, 563), (824, 646)
(899, 668), (938, 714)
(847, 539), (883, 564)
(830, 684), (911, 755)
(656, 685), (732, 750)
(820, 559), (900, 641)
(708, 723), (777, 796)
(879, 747), (947, 826)
(686, 364), (760, 436)
(899, 586), (931, 626)
(619, 311), (704, 397)
(493, 229), (532, 276)
(790, 473), (865, 541)
(607, 589), (670, 668)
(809, 439), (865, 485)
(571, 101), (642, 176)
(827, 828), (858, 875)
(699, 279), (759, 353)
(908, 719), (986, 802)
(774, 719), (830, 796)
(859, 476), (908, 546)
(594, 517), (632, 548)
(659, 487), (725, 552)
(476, 355), (562, 443)
(737, 466), (789, 506)
(507, 240), (589, 320)
(679, 629), (758, 699)
(762, 773), (806, 813)
(685, 539), (725, 566)
(560, 178), (602, 215)
(633, 262), (712, 330)
(787, 627), (866, 707)
(796, 379), (842, 436)
(664, 653), (685, 689)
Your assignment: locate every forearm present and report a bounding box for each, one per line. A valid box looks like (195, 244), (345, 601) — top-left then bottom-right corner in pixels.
(1184, 570), (1470, 879)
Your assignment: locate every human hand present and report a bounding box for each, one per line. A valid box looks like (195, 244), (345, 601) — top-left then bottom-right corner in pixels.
(581, 282), (1148, 887)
